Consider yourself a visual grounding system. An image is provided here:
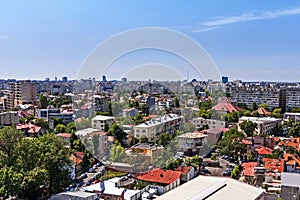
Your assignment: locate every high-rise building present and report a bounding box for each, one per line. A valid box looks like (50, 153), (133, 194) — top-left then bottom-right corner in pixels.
(7, 80), (37, 109)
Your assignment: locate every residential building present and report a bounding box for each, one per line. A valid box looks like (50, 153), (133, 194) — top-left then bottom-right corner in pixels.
(241, 162), (258, 184)
(238, 116), (281, 136)
(38, 108), (73, 123)
(133, 114), (184, 142)
(284, 112), (300, 122)
(125, 143), (163, 163)
(93, 95), (109, 113)
(255, 146), (273, 157)
(0, 111), (19, 126)
(50, 191), (98, 200)
(192, 117), (227, 129)
(284, 153), (300, 173)
(212, 99), (242, 113)
(56, 133), (71, 147)
(278, 137), (300, 151)
(205, 128), (227, 146)
(16, 123), (42, 137)
(175, 166), (195, 182)
(91, 115), (115, 131)
(178, 131), (207, 156)
(7, 80), (37, 109)
(123, 108), (138, 117)
(281, 172), (300, 200)
(135, 168), (181, 188)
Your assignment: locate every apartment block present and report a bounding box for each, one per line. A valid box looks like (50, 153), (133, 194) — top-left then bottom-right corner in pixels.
(7, 80), (37, 109)
(91, 115), (115, 131)
(192, 117), (227, 129)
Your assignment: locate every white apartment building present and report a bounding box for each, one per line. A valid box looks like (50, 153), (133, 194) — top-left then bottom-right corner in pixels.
(238, 116), (281, 136)
(134, 114), (184, 142)
(91, 115), (115, 131)
(0, 111), (20, 126)
(178, 132), (208, 155)
(192, 117), (227, 129)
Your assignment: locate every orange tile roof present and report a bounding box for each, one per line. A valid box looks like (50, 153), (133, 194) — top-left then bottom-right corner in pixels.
(278, 137), (300, 151)
(262, 158), (284, 173)
(241, 139), (252, 145)
(176, 166), (193, 175)
(16, 123), (41, 134)
(256, 107), (271, 116)
(284, 153), (300, 168)
(242, 162), (257, 177)
(135, 168), (182, 185)
(255, 146), (273, 155)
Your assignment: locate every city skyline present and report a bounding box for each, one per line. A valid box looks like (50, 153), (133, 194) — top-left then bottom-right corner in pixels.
(1, 1), (300, 81)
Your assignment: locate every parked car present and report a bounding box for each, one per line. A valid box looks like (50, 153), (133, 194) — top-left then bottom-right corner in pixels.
(92, 179), (100, 185)
(201, 168), (211, 174)
(80, 173), (88, 179)
(77, 182), (84, 187)
(88, 168), (95, 173)
(223, 169), (231, 176)
(120, 176), (128, 181)
(127, 173), (133, 178)
(86, 179), (93, 186)
(96, 162), (102, 167)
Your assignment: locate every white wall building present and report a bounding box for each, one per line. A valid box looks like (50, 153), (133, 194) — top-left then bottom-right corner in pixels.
(91, 115), (115, 131)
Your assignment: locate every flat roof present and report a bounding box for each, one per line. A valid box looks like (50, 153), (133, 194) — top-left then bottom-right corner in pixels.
(92, 115), (115, 121)
(156, 176), (264, 200)
(178, 132), (207, 139)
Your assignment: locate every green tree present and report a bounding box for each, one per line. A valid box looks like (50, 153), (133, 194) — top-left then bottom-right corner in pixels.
(231, 165), (240, 179)
(108, 123), (127, 147)
(239, 120), (257, 137)
(288, 122), (300, 137)
(54, 124), (67, 133)
(158, 133), (173, 146)
(34, 118), (49, 130)
(66, 122), (76, 133)
(252, 102), (257, 111)
(174, 97), (180, 108)
(271, 108), (282, 118)
(39, 94), (49, 109)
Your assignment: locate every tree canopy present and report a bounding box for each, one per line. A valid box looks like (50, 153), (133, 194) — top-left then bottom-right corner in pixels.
(0, 127), (71, 199)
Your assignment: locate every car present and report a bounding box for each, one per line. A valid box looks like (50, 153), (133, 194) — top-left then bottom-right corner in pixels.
(86, 180), (93, 186)
(127, 173), (133, 178)
(93, 165), (98, 170)
(223, 169), (231, 176)
(120, 176), (128, 181)
(88, 168), (95, 173)
(77, 182), (84, 187)
(96, 162), (102, 167)
(80, 173), (88, 179)
(92, 179), (100, 185)
(201, 168), (211, 174)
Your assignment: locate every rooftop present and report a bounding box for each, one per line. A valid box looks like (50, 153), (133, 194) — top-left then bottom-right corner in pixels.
(135, 168), (182, 185)
(155, 175), (264, 200)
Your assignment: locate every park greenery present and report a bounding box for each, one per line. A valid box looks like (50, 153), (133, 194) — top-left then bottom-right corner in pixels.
(0, 127), (72, 199)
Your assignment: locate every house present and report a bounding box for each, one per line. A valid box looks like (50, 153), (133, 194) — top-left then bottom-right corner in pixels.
(262, 158), (284, 173)
(175, 166), (195, 182)
(125, 143), (163, 163)
(192, 117), (228, 129)
(256, 107), (271, 116)
(255, 146), (273, 156)
(16, 123), (42, 137)
(284, 153), (300, 173)
(205, 128), (228, 146)
(212, 100), (242, 113)
(135, 168), (181, 189)
(91, 115), (115, 131)
(123, 108), (138, 117)
(278, 137), (300, 151)
(70, 152), (85, 174)
(0, 111), (20, 126)
(56, 133), (71, 147)
(241, 162), (257, 184)
(178, 131), (208, 156)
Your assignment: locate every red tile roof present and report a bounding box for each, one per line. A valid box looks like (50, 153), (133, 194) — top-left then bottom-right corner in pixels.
(255, 146), (273, 155)
(212, 101), (242, 113)
(278, 137), (300, 151)
(57, 133), (71, 138)
(262, 158), (284, 173)
(16, 123), (41, 134)
(135, 168), (181, 185)
(242, 162), (257, 177)
(284, 153), (300, 169)
(241, 139), (252, 145)
(175, 166), (193, 175)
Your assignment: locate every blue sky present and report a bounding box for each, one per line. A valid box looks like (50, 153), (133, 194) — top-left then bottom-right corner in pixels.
(1, 1), (300, 81)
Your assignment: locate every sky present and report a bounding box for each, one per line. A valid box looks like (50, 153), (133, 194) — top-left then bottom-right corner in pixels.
(1, 1), (300, 82)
